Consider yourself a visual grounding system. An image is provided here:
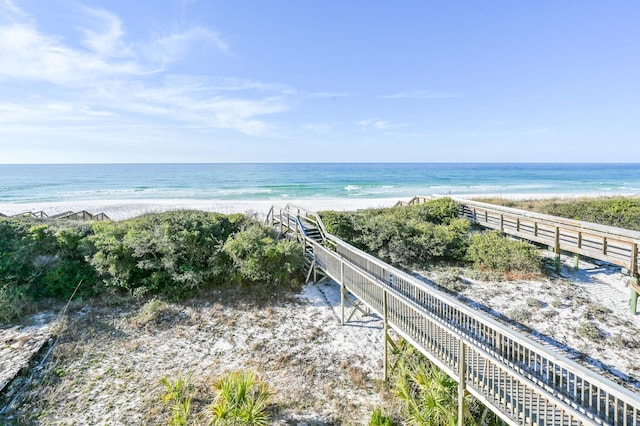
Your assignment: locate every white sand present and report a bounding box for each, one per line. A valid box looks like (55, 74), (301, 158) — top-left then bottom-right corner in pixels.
(3, 192), (636, 221)
(0, 197), (400, 220)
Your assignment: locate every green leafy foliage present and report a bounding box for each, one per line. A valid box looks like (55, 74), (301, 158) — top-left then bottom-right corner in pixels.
(541, 197), (640, 231)
(1, 211), (306, 323)
(210, 370), (271, 426)
(466, 231), (541, 274)
(392, 340), (471, 426)
(391, 339), (502, 426)
(90, 211), (246, 296)
(320, 198), (469, 268)
(0, 218), (97, 322)
(477, 196), (640, 231)
(369, 408), (395, 426)
(222, 224), (305, 287)
(160, 373), (194, 426)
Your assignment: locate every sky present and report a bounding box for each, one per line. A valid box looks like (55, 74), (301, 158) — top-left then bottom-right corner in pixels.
(0, 1), (639, 163)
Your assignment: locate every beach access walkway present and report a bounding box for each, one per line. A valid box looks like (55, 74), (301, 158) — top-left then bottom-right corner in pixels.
(266, 200), (640, 426)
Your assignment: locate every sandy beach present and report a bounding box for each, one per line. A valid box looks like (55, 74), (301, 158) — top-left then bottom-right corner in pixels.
(0, 197), (402, 221)
(1, 192), (631, 221)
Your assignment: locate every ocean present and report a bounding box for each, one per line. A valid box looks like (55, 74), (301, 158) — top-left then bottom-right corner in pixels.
(1, 163), (639, 204)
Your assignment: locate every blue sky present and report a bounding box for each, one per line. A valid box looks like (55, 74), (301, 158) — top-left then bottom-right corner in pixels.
(1, 0), (639, 163)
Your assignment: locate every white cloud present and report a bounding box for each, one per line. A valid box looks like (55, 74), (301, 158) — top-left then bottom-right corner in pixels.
(0, 0), (27, 20)
(382, 90), (460, 99)
(78, 7), (133, 58)
(308, 92), (356, 99)
(146, 26), (229, 67)
(304, 123), (337, 134)
(0, 22), (144, 84)
(0, 3), (290, 139)
(358, 119), (394, 130)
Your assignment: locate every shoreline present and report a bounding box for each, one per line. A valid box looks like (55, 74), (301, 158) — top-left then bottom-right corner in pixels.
(1, 192), (638, 221)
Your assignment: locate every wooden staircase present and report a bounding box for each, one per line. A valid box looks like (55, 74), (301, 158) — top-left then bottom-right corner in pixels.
(266, 203), (640, 426)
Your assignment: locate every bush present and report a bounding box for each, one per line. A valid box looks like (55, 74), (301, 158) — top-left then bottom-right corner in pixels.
(0, 283), (32, 323)
(477, 196), (640, 231)
(222, 224), (305, 287)
(408, 197), (461, 225)
(393, 340), (473, 425)
(90, 211), (247, 296)
(466, 231), (540, 274)
(0, 218), (97, 321)
(577, 321), (605, 341)
(1, 210), (308, 323)
(320, 198), (470, 268)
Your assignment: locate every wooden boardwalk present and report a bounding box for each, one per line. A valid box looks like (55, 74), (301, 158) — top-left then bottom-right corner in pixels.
(399, 196), (640, 314)
(266, 204), (640, 426)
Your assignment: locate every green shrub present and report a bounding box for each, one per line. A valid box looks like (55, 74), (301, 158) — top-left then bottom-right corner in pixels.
(408, 197), (461, 225)
(0, 218), (97, 318)
(222, 224), (305, 287)
(133, 298), (177, 327)
(90, 211), (246, 295)
(577, 321), (605, 341)
(508, 308), (532, 323)
(210, 370), (271, 426)
(393, 340), (472, 426)
(466, 231), (540, 274)
(320, 199), (469, 268)
(0, 283), (32, 323)
(478, 196), (640, 231)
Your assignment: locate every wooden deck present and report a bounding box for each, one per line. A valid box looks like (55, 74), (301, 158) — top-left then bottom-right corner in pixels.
(266, 203), (640, 426)
(400, 196), (640, 313)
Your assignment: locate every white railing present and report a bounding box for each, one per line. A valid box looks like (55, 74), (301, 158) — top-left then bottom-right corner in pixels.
(267, 204), (640, 426)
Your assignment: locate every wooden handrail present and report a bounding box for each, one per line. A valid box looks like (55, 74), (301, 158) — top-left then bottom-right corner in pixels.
(269, 203), (640, 426)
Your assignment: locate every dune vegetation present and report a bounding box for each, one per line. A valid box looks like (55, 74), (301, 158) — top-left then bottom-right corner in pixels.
(2, 196), (639, 424)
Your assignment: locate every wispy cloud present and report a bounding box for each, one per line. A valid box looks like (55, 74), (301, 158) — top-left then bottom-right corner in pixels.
(78, 7), (133, 58)
(308, 91), (356, 99)
(145, 26), (229, 68)
(0, 21), (144, 84)
(381, 90), (460, 99)
(357, 119), (406, 131)
(0, 2), (290, 138)
(304, 123), (338, 134)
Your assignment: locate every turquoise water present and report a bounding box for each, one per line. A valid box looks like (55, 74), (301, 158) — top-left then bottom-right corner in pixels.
(1, 163), (639, 204)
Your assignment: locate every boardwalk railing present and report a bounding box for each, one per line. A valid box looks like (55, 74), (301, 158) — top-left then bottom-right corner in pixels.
(399, 196), (640, 313)
(267, 204), (640, 426)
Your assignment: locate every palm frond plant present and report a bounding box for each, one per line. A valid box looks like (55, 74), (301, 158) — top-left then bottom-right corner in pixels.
(159, 373), (194, 426)
(209, 370), (271, 426)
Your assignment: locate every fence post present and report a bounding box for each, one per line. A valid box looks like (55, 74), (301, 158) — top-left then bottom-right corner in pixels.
(383, 290), (389, 381)
(458, 339), (466, 426)
(340, 261), (345, 325)
(631, 243), (638, 315)
(555, 226), (561, 273)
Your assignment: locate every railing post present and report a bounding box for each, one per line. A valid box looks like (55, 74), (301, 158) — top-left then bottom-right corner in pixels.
(313, 243), (317, 283)
(340, 261), (345, 325)
(383, 289), (389, 381)
(631, 243), (638, 315)
(458, 339), (466, 426)
(555, 226), (561, 273)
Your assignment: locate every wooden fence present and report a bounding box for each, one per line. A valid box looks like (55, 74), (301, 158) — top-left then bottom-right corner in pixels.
(266, 204), (640, 426)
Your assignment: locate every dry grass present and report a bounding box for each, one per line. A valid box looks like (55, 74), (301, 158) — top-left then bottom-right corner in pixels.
(0, 283), (397, 425)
